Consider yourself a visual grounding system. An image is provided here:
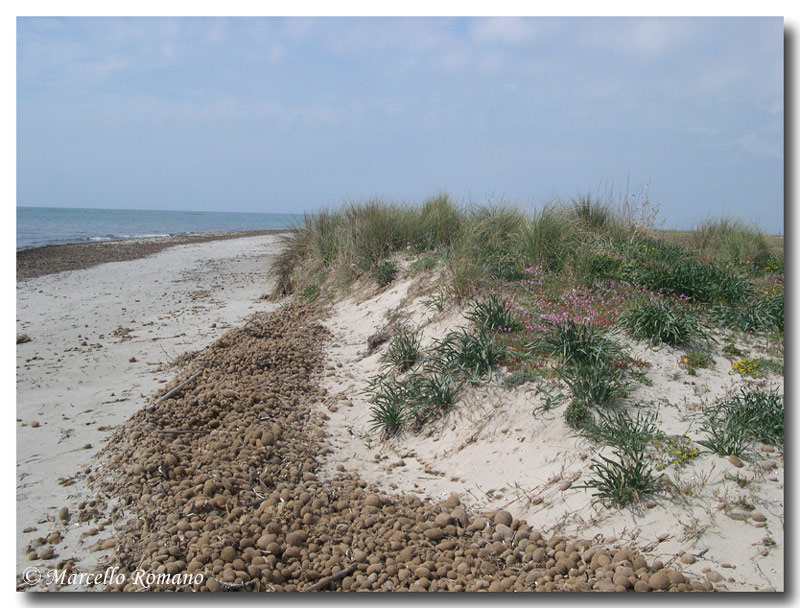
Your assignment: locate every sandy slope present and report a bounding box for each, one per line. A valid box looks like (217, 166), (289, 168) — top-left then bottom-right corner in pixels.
(16, 234), (281, 583)
(315, 267), (784, 592)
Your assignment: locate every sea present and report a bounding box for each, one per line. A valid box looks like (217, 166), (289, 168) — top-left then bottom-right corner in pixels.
(16, 206), (301, 251)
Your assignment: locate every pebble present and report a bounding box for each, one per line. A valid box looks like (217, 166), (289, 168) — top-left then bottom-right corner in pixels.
(493, 510), (513, 527)
(706, 571), (723, 583)
(29, 421), (40, 428)
(727, 455), (743, 468)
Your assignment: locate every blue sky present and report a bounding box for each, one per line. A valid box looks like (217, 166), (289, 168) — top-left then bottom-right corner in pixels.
(16, 17), (784, 233)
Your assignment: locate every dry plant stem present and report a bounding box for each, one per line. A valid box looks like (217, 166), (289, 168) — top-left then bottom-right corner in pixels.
(302, 563), (360, 592)
(144, 370), (202, 412)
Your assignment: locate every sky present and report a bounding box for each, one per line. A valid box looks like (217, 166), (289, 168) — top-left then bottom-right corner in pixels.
(16, 16), (785, 233)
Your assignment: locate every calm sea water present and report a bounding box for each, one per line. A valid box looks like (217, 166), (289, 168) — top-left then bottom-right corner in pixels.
(16, 206), (301, 250)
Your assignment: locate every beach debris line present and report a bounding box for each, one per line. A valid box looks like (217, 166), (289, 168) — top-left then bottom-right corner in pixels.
(78, 302), (703, 592)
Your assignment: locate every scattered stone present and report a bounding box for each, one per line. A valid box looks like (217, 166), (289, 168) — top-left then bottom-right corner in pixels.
(727, 455), (743, 468)
(706, 571), (723, 583)
(728, 511), (749, 521)
(29, 421), (40, 428)
(751, 512), (767, 523)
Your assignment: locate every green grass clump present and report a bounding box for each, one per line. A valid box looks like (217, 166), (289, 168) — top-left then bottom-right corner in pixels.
(372, 260), (399, 286)
(446, 206), (530, 293)
(578, 450), (661, 507)
(618, 297), (708, 346)
(517, 205), (578, 272)
(413, 193), (462, 251)
(467, 293), (521, 333)
(712, 291), (784, 334)
(407, 373), (461, 423)
(381, 326), (423, 372)
(560, 359), (629, 416)
(367, 376), (410, 437)
(698, 386), (784, 456)
(571, 194), (613, 231)
(622, 241), (748, 305)
(528, 321), (628, 425)
(430, 327), (506, 383)
(528, 321), (622, 367)
(580, 408), (658, 454)
(367, 368), (462, 436)
(691, 217), (772, 272)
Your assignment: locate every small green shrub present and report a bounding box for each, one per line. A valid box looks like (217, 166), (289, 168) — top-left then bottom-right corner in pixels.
(502, 367), (540, 389)
(372, 260), (399, 286)
(564, 399), (590, 426)
(729, 357), (783, 379)
(618, 297), (708, 346)
(681, 350), (714, 375)
(467, 293), (521, 333)
(722, 343), (747, 361)
(651, 433), (699, 470)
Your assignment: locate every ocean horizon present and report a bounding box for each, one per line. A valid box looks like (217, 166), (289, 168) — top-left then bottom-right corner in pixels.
(16, 206), (301, 251)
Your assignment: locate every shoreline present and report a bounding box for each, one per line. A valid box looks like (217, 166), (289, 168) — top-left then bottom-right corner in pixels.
(16, 229), (289, 280)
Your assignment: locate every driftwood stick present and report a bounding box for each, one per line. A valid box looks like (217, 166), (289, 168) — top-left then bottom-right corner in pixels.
(144, 370), (202, 412)
(301, 563), (359, 592)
